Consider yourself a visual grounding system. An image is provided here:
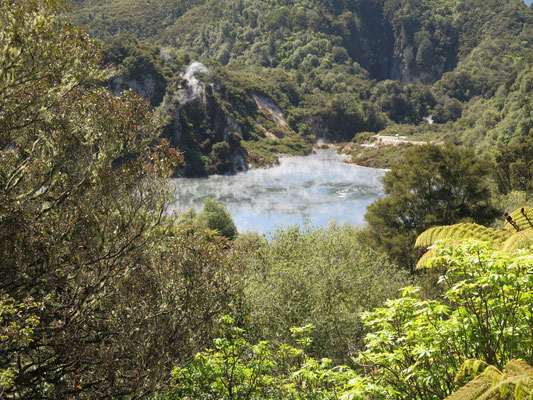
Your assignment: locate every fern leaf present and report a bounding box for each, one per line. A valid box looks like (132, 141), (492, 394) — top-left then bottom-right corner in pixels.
(504, 360), (533, 377)
(447, 360), (533, 400)
(445, 374), (492, 400)
(415, 224), (509, 248)
(501, 229), (533, 252)
(455, 359), (490, 382)
(415, 247), (439, 270)
(479, 375), (532, 400)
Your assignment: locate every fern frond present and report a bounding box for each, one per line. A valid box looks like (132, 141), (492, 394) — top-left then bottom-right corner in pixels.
(415, 224), (509, 248)
(478, 375), (533, 400)
(455, 359), (491, 382)
(501, 229), (533, 252)
(504, 207), (533, 232)
(446, 360), (533, 400)
(415, 247), (439, 270)
(504, 360), (533, 377)
(445, 374), (492, 400)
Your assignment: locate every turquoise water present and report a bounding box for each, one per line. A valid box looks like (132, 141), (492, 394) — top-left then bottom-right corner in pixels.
(168, 149), (386, 235)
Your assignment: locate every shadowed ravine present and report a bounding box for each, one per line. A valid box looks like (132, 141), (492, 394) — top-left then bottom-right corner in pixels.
(169, 149), (386, 234)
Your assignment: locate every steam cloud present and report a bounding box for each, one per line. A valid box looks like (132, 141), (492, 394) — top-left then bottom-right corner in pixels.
(169, 149), (386, 235)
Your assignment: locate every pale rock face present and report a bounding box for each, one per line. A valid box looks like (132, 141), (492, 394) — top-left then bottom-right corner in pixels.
(231, 152), (247, 172)
(253, 94), (288, 128)
(126, 75), (156, 99)
(110, 75), (157, 100)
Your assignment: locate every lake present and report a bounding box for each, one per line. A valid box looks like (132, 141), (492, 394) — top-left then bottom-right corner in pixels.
(168, 149), (386, 235)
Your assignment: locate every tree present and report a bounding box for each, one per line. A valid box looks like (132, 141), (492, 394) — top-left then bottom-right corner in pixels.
(495, 135), (533, 196)
(416, 37), (435, 68)
(0, 1), (241, 397)
(243, 225), (411, 364)
(209, 141), (234, 174)
(360, 144), (498, 269)
(194, 198), (238, 239)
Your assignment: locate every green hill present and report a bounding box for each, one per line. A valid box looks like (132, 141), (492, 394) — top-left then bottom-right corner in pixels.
(69, 0), (532, 175)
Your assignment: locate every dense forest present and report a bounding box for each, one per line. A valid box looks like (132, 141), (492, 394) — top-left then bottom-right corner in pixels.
(64, 0), (533, 175)
(1, 0), (532, 399)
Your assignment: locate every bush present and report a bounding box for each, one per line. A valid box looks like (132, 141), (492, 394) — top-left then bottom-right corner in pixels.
(243, 225), (411, 364)
(358, 241), (533, 400)
(361, 144), (498, 269)
(194, 198), (238, 239)
(164, 317), (386, 400)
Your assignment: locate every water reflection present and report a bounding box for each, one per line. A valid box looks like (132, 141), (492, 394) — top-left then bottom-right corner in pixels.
(168, 149), (385, 234)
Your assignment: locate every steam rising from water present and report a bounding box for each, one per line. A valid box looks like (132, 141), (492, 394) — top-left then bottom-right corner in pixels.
(168, 149), (385, 234)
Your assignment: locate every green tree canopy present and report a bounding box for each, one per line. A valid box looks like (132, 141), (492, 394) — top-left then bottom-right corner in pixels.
(0, 1), (242, 397)
(194, 198), (238, 239)
(361, 144), (498, 269)
(244, 225), (411, 363)
(495, 135), (533, 196)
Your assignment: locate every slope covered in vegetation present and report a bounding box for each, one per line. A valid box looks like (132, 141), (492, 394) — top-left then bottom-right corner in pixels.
(68, 0), (532, 175)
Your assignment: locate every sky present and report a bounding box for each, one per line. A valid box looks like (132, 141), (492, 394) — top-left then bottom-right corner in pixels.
(525, 0), (532, 6)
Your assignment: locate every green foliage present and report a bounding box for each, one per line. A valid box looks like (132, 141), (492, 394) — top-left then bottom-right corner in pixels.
(174, 198), (238, 239)
(0, 1), (244, 397)
(243, 225), (411, 364)
(68, 0), (533, 171)
(414, 207), (533, 269)
(209, 141), (233, 173)
(443, 42), (533, 152)
(165, 316), (387, 400)
(361, 144), (498, 269)
(371, 80), (436, 124)
(359, 242), (533, 400)
(4, 0), (533, 397)
(72, 0), (531, 85)
(496, 135), (533, 196)
(194, 198), (238, 239)
(415, 223), (510, 249)
(102, 34), (169, 105)
(0, 296), (41, 395)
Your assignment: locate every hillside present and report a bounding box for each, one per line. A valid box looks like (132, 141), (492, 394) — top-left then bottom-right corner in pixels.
(68, 0), (532, 175)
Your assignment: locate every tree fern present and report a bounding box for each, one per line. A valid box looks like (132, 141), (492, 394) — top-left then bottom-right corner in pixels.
(504, 207), (533, 232)
(415, 207), (533, 269)
(445, 359), (533, 400)
(415, 247), (439, 269)
(501, 229), (533, 252)
(414, 223), (509, 248)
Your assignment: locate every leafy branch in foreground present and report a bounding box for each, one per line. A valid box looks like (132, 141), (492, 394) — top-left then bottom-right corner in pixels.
(358, 241), (532, 400)
(165, 316), (386, 400)
(1, 0), (246, 397)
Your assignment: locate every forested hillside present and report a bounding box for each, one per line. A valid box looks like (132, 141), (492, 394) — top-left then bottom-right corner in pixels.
(67, 0), (533, 175)
(1, 0), (532, 399)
